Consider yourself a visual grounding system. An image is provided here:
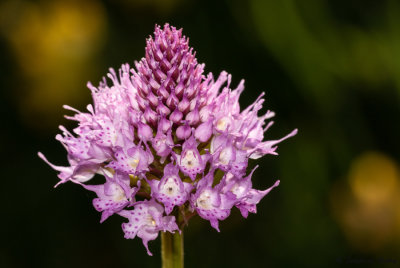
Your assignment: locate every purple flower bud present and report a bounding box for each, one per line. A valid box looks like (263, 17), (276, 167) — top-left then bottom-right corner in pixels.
(169, 108), (183, 123)
(186, 105), (200, 125)
(176, 123), (191, 140)
(156, 102), (171, 116)
(137, 121), (153, 141)
(144, 106), (158, 125)
(195, 118), (213, 142)
(166, 93), (179, 110)
(175, 80), (185, 97)
(178, 95), (190, 114)
(147, 91), (158, 108)
(159, 116), (172, 133)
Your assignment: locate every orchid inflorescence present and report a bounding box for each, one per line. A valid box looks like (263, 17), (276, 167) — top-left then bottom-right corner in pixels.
(39, 24), (297, 255)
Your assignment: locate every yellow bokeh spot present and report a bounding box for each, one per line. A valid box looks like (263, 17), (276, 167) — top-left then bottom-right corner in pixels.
(331, 151), (400, 252)
(0, 0), (107, 130)
(349, 151), (399, 206)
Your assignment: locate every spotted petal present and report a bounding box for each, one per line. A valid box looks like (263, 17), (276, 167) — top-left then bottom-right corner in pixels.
(73, 171), (139, 222)
(107, 143), (153, 176)
(119, 200), (178, 255)
(175, 135), (208, 180)
(149, 163), (193, 214)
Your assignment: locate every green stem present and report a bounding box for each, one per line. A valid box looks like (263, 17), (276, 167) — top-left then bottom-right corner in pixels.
(161, 231), (184, 268)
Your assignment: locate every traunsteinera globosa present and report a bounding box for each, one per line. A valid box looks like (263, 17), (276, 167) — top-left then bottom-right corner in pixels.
(39, 24), (297, 255)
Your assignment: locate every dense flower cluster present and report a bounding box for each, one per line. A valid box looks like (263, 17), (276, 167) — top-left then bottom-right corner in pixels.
(39, 24), (297, 255)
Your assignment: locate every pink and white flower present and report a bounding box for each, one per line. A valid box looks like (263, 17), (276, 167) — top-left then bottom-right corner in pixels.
(39, 23), (297, 255)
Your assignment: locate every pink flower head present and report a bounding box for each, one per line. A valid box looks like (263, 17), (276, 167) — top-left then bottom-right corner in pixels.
(39, 23), (297, 255)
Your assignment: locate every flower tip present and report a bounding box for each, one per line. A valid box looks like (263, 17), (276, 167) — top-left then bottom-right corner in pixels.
(37, 151), (53, 167)
(99, 211), (115, 224)
(266, 111), (275, 120)
(210, 220), (220, 232)
(143, 240), (154, 256)
(54, 180), (64, 188)
(86, 81), (93, 88)
(37, 151), (44, 159)
(146, 249), (153, 256)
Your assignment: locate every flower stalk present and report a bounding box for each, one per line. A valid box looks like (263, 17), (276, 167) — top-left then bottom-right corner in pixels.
(161, 231), (184, 268)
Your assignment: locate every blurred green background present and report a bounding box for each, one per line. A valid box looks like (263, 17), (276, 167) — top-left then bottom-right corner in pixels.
(1, 0), (400, 267)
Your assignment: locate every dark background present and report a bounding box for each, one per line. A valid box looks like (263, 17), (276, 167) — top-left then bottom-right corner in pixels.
(1, 0), (400, 267)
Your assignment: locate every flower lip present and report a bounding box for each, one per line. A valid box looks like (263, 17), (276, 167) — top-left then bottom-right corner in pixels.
(149, 163), (193, 215)
(108, 183), (127, 202)
(174, 135), (207, 180)
(160, 176), (180, 196)
(196, 189), (213, 209)
(181, 150), (198, 168)
(215, 116), (231, 132)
